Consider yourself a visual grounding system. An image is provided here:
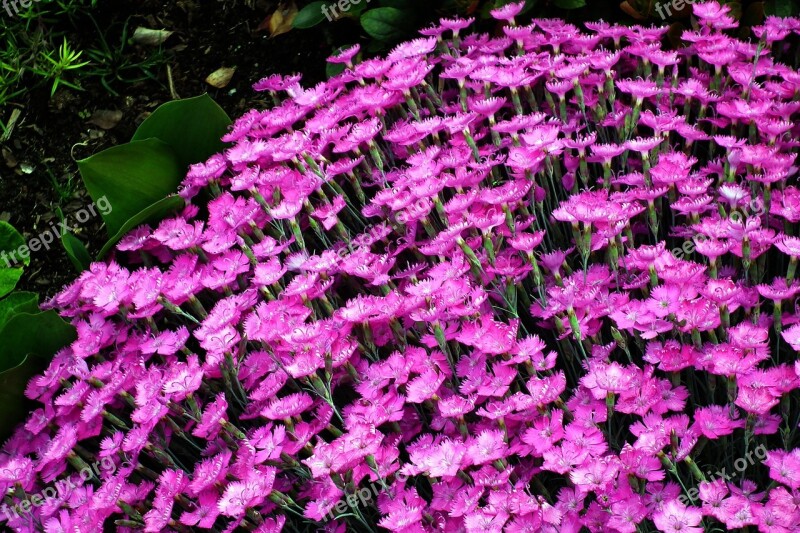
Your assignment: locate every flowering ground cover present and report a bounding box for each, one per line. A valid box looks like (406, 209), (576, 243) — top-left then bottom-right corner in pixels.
(3, 2), (800, 531)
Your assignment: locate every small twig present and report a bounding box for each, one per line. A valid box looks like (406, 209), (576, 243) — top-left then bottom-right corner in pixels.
(70, 140), (91, 162)
(167, 64), (180, 100)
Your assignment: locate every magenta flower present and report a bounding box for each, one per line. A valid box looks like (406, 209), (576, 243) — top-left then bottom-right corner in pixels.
(652, 499), (704, 533)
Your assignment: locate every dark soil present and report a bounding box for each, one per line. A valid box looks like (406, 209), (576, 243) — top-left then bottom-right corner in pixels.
(0, 0), (351, 297)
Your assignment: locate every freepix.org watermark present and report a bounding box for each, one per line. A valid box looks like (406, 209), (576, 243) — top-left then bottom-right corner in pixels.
(677, 443), (768, 506)
(2, 0), (44, 18)
(1, 196), (111, 268)
(324, 471), (410, 521)
(321, 0), (372, 22)
(1, 457), (128, 520)
(654, 0), (699, 19)
(671, 196), (765, 261)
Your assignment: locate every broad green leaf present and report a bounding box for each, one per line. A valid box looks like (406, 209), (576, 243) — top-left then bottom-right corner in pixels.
(0, 310), (76, 373)
(0, 307), (75, 438)
(553, 0), (586, 8)
(293, 1), (328, 28)
(725, 0), (742, 19)
(61, 231), (92, 272)
(131, 94), (231, 171)
(98, 195), (186, 259)
(78, 138), (183, 237)
(765, 0), (793, 15)
(0, 291), (38, 331)
(0, 220), (28, 267)
(327, 61), (347, 78)
(0, 268), (23, 299)
(0, 354), (46, 440)
(360, 8), (414, 42)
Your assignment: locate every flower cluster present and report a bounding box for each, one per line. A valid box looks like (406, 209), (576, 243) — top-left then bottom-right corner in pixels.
(3, 2), (800, 532)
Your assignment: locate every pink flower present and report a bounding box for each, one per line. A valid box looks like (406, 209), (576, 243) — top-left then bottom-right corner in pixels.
(692, 405), (745, 439)
(489, 1), (523, 21)
(218, 469), (275, 517)
(180, 489), (222, 528)
(140, 326), (190, 356)
(193, 393), (229, 439)
(764, 449), (800, 490)
(261, 392), (314, 420)
(782, 323), (800, 351)
(187, 449), (233, 496)
(406, 368), (446, 403)
(652, 499), (703, 533)
(466, 430), (507, 466)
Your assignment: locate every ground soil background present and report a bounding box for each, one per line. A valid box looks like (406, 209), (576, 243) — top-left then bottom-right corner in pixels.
(0, 0), (349, 297)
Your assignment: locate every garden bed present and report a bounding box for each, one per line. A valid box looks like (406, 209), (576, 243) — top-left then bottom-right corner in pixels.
(0, 0), (342, 296)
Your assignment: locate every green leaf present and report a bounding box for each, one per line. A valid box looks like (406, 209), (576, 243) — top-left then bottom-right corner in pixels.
(0, 291), (38, 331)
(98, 195), (186, 259)
(0, 310), (76, 373)
(0, 354), (47, 440)
(553, 0), (586, 8)
(78, 138), (183, 237)
(0, 210), (24, 299)
(293, 1), (328, 28)
(360, 8), (414, 42)
(61, 231), (92, 272)
(0, 268), (23, 299)
(0, 220), (28, 267)
(764, 0), (793, 15)
(327, 61), (347, 79)
(131, 94), (231, 171)
(724, 0), (742, 18)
